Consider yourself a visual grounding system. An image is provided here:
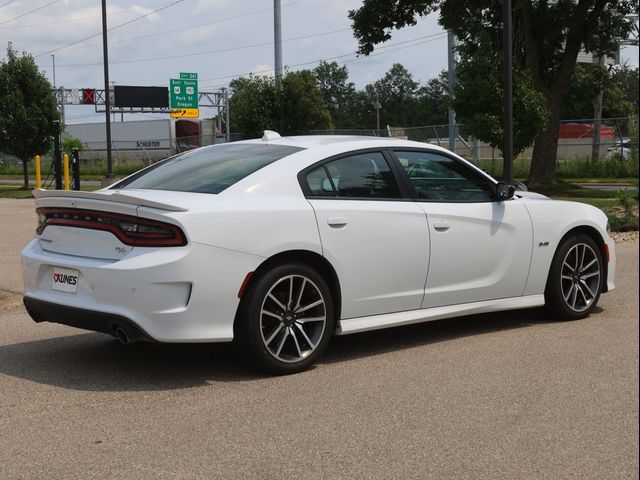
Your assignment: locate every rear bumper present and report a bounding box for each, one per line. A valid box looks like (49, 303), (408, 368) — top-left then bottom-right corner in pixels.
(23, 296), (154, 343)
(21, 238), (264, 342)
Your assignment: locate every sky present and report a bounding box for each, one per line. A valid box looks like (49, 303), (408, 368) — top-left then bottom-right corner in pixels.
(1, 0), (638, 124)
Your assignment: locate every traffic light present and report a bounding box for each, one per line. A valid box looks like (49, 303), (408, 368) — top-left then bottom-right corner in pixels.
(81, 89), (95, 105)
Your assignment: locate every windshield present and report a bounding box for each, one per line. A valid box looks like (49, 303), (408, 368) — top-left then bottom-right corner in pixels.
(114, 143), (304, 194)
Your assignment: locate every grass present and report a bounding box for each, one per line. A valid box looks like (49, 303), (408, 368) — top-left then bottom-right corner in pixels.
(0, 184), (100, 199)
(551, 197), (621, 210)
(563, 178), (638, 184)
(0, 160), (144, 181)
(474, 157), (639, 180)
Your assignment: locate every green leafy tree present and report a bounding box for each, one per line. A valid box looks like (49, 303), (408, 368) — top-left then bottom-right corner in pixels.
(350, 0), (638, 186)
(561, 63), (635, 120)
(61, 135), (84, 153)
(0, 44), (59, 188)
(413, 72), (450, 127)
(365, 63), (419, 127)
(453, 51), (548, 157)
(230, 71), (332, 138)
(278, 70), (333, 134)
(611, 65), (639, 115)
(229, 76), (278, 138)
(313, 61), (359, 127)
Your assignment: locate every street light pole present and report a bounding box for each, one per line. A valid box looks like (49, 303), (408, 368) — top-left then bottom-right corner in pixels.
(502, 0), (513, 184)
(101, 0), (114, 180)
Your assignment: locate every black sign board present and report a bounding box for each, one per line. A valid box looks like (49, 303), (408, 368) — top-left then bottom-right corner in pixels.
(113, 86), (169, 108)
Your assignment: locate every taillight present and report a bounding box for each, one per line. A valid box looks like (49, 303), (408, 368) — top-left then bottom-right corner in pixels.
(36, 208), (187, 247)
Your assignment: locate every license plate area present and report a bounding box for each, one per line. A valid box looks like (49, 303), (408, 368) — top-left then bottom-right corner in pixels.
(51, 267), (79, 293)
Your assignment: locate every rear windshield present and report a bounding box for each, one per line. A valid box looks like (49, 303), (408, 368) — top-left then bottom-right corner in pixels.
(114, 143), (304, 194)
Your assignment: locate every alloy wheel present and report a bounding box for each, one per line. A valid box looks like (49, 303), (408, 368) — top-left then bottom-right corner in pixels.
(560, 243), (601, 313)
(259, 275), (327, 363)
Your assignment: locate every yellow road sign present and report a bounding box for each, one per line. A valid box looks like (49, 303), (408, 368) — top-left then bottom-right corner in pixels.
(170, 108), (199, 118)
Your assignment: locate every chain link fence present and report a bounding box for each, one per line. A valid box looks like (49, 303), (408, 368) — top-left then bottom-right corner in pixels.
(2, 117), (637, 181)
(312, 117), (638, 160)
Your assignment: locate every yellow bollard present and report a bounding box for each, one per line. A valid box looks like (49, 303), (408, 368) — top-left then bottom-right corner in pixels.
(63, 154), (70, 191)
(34, 155), (41, 189)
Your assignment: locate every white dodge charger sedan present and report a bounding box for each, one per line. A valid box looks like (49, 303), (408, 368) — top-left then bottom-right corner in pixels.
(21, 133), (616, 374)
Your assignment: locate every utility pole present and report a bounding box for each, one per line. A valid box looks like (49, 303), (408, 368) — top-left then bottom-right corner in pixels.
(447, 31), (458, 153)
(591, 54), (605, 162)
(374, 90), (381, 134)
(51, 55), (56, 88)
(502, 0), (514, 184)
(273, 0), (283, 82)
(101, 0), (114, 182)
(223, 88), (230, 142)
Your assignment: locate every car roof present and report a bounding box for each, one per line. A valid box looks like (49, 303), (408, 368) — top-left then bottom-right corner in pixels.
(235, 134), (456, 155)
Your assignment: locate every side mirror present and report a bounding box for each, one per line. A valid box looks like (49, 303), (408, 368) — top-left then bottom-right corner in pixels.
(495, 181), (516, 201)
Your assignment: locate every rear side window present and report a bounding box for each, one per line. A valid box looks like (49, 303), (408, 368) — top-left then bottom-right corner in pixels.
(115, 143), (304, 194)
(305, 152), (401, 199)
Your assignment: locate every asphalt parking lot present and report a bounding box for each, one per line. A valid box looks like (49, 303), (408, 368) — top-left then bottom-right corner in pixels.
(0, 198), (638, 479)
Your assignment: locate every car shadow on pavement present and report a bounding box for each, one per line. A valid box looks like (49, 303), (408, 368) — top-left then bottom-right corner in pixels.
(321, 307), (582, 365)
(0, 332), (262, 392)
(0, 306), (594, 392)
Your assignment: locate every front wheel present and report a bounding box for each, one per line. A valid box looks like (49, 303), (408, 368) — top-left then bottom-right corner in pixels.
(545, 234), (604, 320)
(236, 263), (334, 374)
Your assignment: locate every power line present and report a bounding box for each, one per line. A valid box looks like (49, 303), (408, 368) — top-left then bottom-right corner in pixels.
(34, 0), (185, 57)
(51, 28), (351, 67)
(0, 0), (171, 29)
(29, 0), (308, 51)
(199, 33), (448, 90)
(0, 0), (16, 9)
(0, 0), (60, 26)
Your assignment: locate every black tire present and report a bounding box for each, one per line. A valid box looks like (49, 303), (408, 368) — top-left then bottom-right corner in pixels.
(235, 263), (334, 375)
(545, 234), (604, 320)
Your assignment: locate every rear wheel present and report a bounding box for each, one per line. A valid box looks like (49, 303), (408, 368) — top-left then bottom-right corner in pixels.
(236, 263), (334, 374)
(545, 234), (603, 320)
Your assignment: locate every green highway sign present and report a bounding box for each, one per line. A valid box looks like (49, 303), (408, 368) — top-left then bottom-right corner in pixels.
(170, 72), (198, 109)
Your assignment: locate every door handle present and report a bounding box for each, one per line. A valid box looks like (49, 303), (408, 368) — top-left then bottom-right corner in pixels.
(327, 217), (348, 228)
(433, 221), (450, 232)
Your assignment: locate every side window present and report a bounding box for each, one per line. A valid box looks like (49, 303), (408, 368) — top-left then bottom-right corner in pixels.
(395, 150), (494, 202)
(324, 152), (401, 199)
(305, 165), (335, 196)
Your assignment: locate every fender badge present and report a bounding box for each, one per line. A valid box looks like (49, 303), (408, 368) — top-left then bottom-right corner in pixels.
(538, 241), (549, 247)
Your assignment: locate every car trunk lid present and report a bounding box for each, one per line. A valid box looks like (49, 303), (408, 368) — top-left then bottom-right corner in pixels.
(33, 189), (190, 260)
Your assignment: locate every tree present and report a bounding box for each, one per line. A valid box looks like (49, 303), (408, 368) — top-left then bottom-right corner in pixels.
(278, 70), (334, 134)
(365, 63), (419, 127)
(413, 72), (450, 127)
(230, 70), (332, 138)
(229, 76), (279, 138)
(453, 51), (548, 157)
(0, 44), (59, 188)
(561, 63), (635, 120)
(313, 61), (358, 127)
(611, 65), (639, 115)
(350, 1), (637, 186)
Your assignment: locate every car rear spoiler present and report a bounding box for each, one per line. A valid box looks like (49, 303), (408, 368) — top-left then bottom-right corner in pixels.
(32, 189), (189, 212)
